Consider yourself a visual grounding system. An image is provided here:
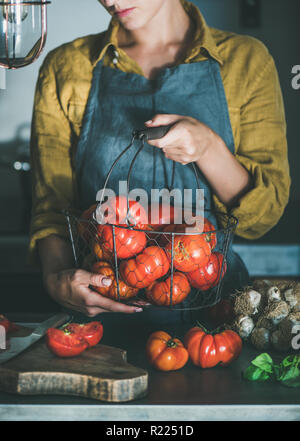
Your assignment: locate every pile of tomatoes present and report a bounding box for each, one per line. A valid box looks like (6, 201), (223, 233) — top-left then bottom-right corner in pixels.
(146, 326), (242, 371)
(77, 196), (227, 307)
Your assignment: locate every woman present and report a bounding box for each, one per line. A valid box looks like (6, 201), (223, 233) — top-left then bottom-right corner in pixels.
(30, 0), (290, 328)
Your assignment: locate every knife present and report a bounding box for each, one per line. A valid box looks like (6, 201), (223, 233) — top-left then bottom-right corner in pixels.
(0, 312), (71, 365)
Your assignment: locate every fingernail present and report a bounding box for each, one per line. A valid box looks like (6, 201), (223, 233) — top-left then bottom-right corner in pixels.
(135, 308), (143, 312)
(145, 120), (152, 125)
(102, 277), (112, 286)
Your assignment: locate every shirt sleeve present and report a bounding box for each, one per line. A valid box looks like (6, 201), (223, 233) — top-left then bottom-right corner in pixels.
(213, 54), (291, 239)
(29, 53), (76, 266)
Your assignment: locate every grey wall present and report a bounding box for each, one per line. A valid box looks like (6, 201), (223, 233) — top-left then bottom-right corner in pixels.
(0, 0), (110, 142)
(0, 0), (299, 200)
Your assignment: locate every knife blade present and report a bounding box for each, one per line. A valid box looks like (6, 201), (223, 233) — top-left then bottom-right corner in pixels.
(0, 312), (71, 365)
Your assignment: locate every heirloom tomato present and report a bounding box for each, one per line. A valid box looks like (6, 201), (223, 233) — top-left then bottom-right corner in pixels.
(100, 195), (147, 226)
(101, 225), (147, 259)
(98, 196), (148, 259)
(93, 241), (112, 261)
(147, 202), (181, 230)
(120, 246), (170, 289)
(0, 314), (19, 333)
(91, 261), (139, 300)
(165, 234), (211, 273)
(146, 331), (189, 371)
(184, 326), (242, 368)
(77, 204), (97, 243)
(203, 218), (217, 250)
(146, 272), (191, 306)
(186, 252), (227, 291)
(63, 321), (103, 347)
(46, 328), (88, 358)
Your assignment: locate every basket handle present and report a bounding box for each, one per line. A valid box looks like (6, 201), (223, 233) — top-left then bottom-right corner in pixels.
(133, 124), (172, 141)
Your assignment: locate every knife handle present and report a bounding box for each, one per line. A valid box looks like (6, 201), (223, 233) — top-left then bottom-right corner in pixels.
(32, 313), (71, 337)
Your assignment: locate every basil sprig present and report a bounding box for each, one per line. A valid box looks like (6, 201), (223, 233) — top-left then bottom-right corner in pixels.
(243, 353), (300, 388)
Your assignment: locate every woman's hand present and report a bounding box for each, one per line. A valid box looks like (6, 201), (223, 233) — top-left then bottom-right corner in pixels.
(145, 114), (253, 207)
(39, 235), (149, 317)
(145, 114), (217, 165)
(44, 268), (146, 317)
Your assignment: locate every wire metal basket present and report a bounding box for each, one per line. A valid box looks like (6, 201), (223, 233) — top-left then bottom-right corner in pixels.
(64, 125), (238, 311)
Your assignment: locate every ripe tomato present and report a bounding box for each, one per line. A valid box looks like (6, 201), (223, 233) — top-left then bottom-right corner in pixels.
(186, 252), (227, 291)
(160, 218), (217, 249)
(77, 204), (97, 243)
(63, 322), (103, 347)
(146, 272), (191, 306)
(0, 314), (19, 333)
(146, 331), (189, 371)
(46, 328), (88, 358)
(100, 195), (148, 226)
(157, 224), (187, 247)
(148, 203), (182, 230)
(120, 246), (170, 289)
(165, 234), (211, 273)
(91, 261), (139, 300)
(184, 326), (242, 368)
(93, 240), (113, 261)
(203, 218), (217, 250)
(0, 314), (12, 332)
(101, 225), (147, 259)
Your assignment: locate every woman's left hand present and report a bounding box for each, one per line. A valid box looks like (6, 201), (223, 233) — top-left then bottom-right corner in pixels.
(145, 114), (220, 165)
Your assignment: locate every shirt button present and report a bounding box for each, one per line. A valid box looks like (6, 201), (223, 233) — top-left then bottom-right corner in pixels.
(113, 50), (119, 65)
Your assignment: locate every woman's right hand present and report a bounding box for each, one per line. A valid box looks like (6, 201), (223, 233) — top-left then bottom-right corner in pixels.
(44, 268), (145, 317)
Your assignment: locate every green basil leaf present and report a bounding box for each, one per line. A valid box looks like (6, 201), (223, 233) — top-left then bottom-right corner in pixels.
(243, 365), (272, 382)
(280, 365), (300, 382)
(250, 353), (274, 373)
(281, 355), (294, 368)
(280, 372), (300, 388)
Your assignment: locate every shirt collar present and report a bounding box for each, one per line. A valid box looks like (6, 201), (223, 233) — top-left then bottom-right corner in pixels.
(91, 0), (223, 67)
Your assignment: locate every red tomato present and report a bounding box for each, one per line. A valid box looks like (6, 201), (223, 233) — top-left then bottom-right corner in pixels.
(77, 204), (97, 243)
(203, 218), (217, 250)
(0, 314), (19, 333)
(186, 252), (227, 290)
(91, 261), (139, 300)
(184, 326), (242, 368)
(165, 234), (211, 273)
(146, 331), (189, 371)
(63, 322), (103, 347)
(120, 246), (170, 289)
(101, 225), (147, 259)
(100, 195), (148, 226)
(93, 240), (113, 262)
(157, 224), (188, 247)
(146, 272), (191, 306)
(0, 314), (12, 332)
(46, 328), (88, 358)
(148, 203), (181, 229)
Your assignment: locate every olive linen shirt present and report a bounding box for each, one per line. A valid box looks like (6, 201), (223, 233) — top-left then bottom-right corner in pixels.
(29, 0), (290, 264)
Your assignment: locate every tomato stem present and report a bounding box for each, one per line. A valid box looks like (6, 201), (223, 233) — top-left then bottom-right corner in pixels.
(167, 339), (178, 348)
(195, 320), (223, 335)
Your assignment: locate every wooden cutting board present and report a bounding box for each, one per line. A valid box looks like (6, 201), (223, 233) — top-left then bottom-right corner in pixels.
(0, 325), (148, 402)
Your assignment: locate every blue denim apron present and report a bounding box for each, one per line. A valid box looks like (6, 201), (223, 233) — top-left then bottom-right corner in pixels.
(72, 56), (249, 328)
